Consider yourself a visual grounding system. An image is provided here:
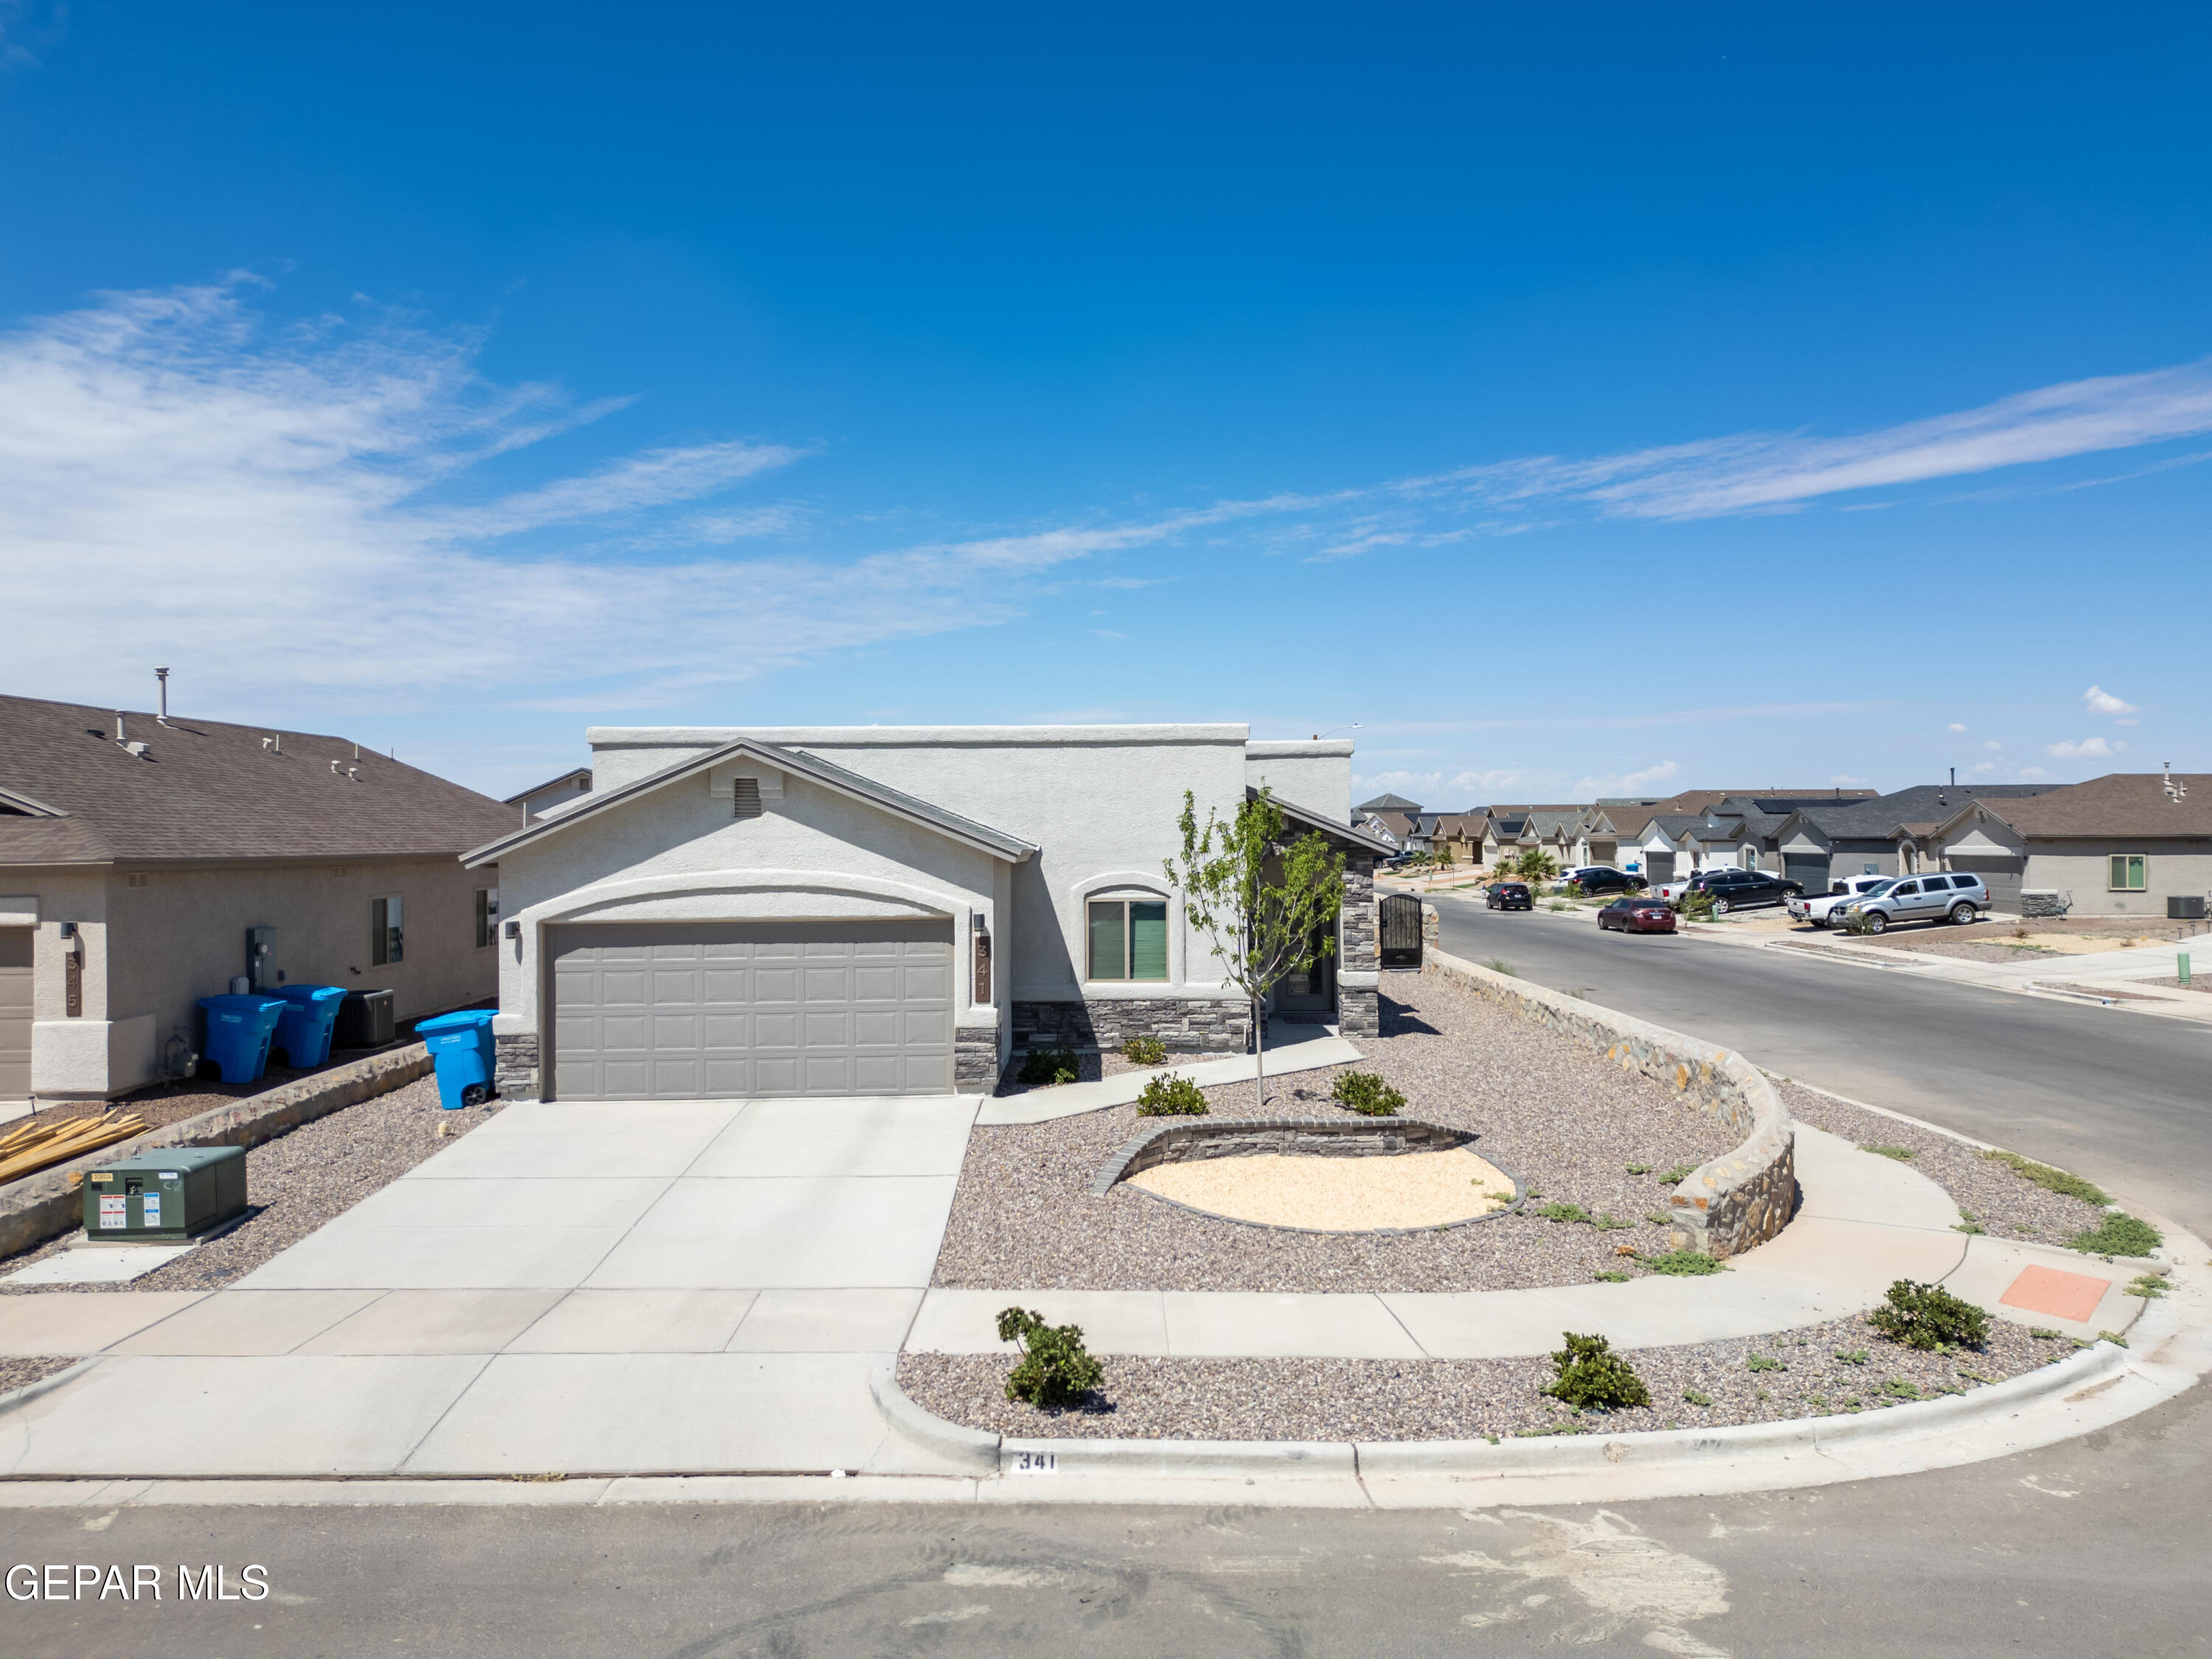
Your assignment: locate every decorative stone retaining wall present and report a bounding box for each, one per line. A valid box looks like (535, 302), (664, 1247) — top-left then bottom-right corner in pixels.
(1092, 1115), (1479, 1196)
(1422, 930), (1795, 1258)
(1013, 998), (1251, 1055)
(0, 1044), (434, 1262)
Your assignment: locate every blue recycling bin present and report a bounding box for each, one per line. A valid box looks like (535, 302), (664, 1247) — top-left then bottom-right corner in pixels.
(196, 994), (287, 1084)
(416, 1009), (498, 1110)
(271, 984), (347, 1069)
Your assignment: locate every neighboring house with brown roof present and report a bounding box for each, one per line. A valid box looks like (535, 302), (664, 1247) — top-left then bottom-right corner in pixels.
(0, 695), (520, 1104)
(1929, 772), (2212, 918)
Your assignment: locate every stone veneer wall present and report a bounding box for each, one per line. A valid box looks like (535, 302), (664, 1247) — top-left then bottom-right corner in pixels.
(494, 1032), (540, 1098)
(1012, 998), (1251, 1055)
(953, 1028), (1000, 1091)
(1338, 860), (1380, 1037)
(1422, 928), (1795, 1259)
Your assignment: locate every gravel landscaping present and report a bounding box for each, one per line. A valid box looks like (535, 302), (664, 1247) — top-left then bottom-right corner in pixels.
(1773, 1080), (2109, 1244)
(932, 972), (1742, 1293)
(0, 1075), (498, 1295)
(0, 1355), (77, 1394)
(2148, 975), (2211, 995)
(898, 1312), (2066, 1441)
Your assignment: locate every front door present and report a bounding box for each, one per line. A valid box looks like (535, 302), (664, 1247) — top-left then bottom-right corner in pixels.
(1276, 919), (1337, 1022)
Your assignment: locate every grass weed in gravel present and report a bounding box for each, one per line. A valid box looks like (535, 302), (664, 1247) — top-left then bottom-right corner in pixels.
(931, 973), (1741, 1294)
(897, 1313), (2057, 1441)
(0, 1076), (499, 1295)
(1773, 1081), (2107, 1245)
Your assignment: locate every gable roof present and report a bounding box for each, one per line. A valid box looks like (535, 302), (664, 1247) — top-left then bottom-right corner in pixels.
(1263, 790), (1399, 857)
(1781, 782), (2062, 843)
(504, 767), (592, 807)
(462, 738), (1039, 869)
(1941, 773), (2212, 839)
(0, 693), (518, 866)
(1356, 791), (1423, 813)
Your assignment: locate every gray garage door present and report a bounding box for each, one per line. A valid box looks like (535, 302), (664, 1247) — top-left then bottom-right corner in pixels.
(549, 920), (953, 1101)
(1783, 853), (1832, 893)
(1643, 852), (1674, 884)
(1947, 856), (2025, 915)
(0, 930), (29, 1101)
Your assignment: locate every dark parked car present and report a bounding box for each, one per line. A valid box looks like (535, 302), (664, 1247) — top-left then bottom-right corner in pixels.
(1486, 882), (1533, 911)
(1565, 865), (1647, 896)
(1598, 896), (1677, 933)
(1686, 868), (1804, 914)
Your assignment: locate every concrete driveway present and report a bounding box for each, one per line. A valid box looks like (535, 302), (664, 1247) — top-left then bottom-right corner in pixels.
(0, 1096), (983, 1479)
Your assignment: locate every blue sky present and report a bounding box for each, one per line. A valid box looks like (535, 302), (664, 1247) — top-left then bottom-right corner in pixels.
(1, 4), (2207, 802)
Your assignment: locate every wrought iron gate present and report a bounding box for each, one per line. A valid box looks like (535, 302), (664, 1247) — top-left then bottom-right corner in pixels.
(1379, 893), (1423, 967)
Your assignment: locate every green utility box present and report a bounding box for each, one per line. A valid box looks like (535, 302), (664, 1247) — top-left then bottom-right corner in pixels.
(82, 1147), (247, 1242)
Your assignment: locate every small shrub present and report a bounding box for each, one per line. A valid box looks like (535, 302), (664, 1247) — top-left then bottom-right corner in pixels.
(1625, 1163), (1652, 1176)
(1882, 1378), (1924, 1400)
(1867, 1279), (1989, 1351)
(996, 1307), (1105, 1408)
(1682, 1388), (1714, 1406)
(1840, 906), (1877, 936)
(2028, 1328), (2062, 1341)
(1592, 1270), (1630, 1282)
(1544, 1332), (1651, 1411)
(1658, 1164), (1694, 1186)
(1135, 1071), (1208, 1116)
(1747, 1355), (1787, 1372)
(1018, 1046), (1079, 1087)
(1593, 1213), (1635, 1231)
(2066, 1212), (2162, 1257)
(1836, 1349), (1869, 1364)
(1121, 1034), (1168, 1067)
(1644, 1250), (1725, 1276)
(1863, 1145), (1916, 1162)
(2098, 1330), (2129, 1349)
(1330, 1071), (1405, 1117)
(1982, 1150), (2108, 1206)
(2127, 1273), (2169, 1298)
(1534, 1202), (1593, 1225)
(1953, 1219), (1986, 1235)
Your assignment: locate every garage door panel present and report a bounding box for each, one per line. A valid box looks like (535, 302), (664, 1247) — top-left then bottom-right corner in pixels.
(550, 919), (955, 1101)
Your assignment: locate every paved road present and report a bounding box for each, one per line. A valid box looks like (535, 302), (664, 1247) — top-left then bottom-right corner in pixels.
(1429, 896), (2212, 1233)
(4, 900), (2206, 1655)
(4, 1382), (2208, 1658)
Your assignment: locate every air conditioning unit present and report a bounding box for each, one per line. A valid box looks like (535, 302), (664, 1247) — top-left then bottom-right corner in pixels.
(83, 1147), (246, 1242)
(2171, 896), (2208, 921)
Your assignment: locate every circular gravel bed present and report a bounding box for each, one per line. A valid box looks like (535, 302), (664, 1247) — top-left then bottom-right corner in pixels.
(932, 972), (1743, 1293)
(0, 1075), (499, 1295)
(1127, 1147), (1512, 1231)
(1773, 1080), (2108, 1245)
(898, 1313), (2065, 1441)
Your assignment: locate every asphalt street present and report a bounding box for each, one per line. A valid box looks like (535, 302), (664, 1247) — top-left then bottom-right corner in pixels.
(1429, 894), (2212, 1234)
(2, 899), (2207, 1657)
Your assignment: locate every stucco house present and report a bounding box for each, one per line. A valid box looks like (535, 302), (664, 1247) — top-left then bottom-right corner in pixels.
(464, 726), (1388, 1102)
(0, 694), (517, 1105)
(1928, 772), (2211, 917)
(1766, 785), (2060, 894)
(505, 768), (594, 825)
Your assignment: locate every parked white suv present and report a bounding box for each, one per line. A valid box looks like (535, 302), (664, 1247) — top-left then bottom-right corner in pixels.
(1788, 874), (1894, 928)
(1834, 872), (1989, 933)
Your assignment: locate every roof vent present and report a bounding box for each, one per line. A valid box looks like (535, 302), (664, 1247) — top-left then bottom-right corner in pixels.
(347, 766), (359, 782)
(732, 777), (763, 819)
(124, 741), (149, 759)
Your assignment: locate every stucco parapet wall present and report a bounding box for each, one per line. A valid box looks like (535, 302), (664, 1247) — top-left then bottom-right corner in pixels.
(585, 724), (1253, 748)
(0, 1045), (433, 1262)
(1420, 931), (1795, 1259)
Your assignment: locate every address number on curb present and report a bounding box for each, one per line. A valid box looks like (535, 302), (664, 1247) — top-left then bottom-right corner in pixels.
(1009, 1451), (1057, 1474)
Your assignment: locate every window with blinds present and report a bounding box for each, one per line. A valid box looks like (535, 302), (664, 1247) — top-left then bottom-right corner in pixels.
(1087, 899), (1168, 981)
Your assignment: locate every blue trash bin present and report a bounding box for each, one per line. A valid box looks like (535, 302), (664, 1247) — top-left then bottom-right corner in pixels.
(196, 994), (288, 1084)
(416, 1009), (498, 1110)
(271, 984), (347, 1069)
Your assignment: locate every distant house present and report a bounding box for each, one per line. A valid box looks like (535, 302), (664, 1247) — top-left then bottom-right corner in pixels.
(504, 768), (593, 824)
(1768, 785), (2061, 894)
(1929, 773), (2211, 917)
(0, 695), (519, 1105)
(1356, 792), (1423, 815)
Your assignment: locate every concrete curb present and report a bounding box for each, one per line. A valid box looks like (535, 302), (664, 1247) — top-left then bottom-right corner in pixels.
(1000, 1436), (1357, 1478)
(869, 1357), (1001, 1474)
(0, 1357), (99, 1421)
(0, 1045), (434, 1260)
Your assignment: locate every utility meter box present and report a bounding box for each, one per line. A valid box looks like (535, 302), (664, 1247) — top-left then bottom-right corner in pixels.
(82, 1147), (247, 1242)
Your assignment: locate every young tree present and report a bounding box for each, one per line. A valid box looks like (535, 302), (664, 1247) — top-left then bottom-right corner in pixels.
(1513, 848), (1560, 886)
(1166, 788), (1347, 1112)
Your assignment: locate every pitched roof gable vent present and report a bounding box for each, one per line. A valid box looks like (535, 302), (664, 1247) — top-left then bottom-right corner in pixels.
(732, 776), (763, 819)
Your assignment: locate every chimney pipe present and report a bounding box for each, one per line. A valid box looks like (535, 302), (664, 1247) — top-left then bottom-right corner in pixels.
(155, 667), (170, 725)
(114, 711), (125, 742)
(1950, 768), (1955, 787)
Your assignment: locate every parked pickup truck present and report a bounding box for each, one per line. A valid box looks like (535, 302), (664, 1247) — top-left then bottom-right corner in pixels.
(1787, 874), (1895, 928)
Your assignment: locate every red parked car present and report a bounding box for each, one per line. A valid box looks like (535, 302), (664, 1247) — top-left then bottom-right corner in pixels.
(1598, 895), (1677, 934)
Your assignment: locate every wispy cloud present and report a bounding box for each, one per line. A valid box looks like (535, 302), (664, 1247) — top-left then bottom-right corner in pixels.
(2082, 684), (2138, 716)
(2048, 737), (2123, 759)
(1573, 760), (1680, 796)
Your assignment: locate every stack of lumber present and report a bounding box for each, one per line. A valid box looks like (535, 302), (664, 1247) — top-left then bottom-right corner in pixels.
(0, 1112), (150, 1188)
